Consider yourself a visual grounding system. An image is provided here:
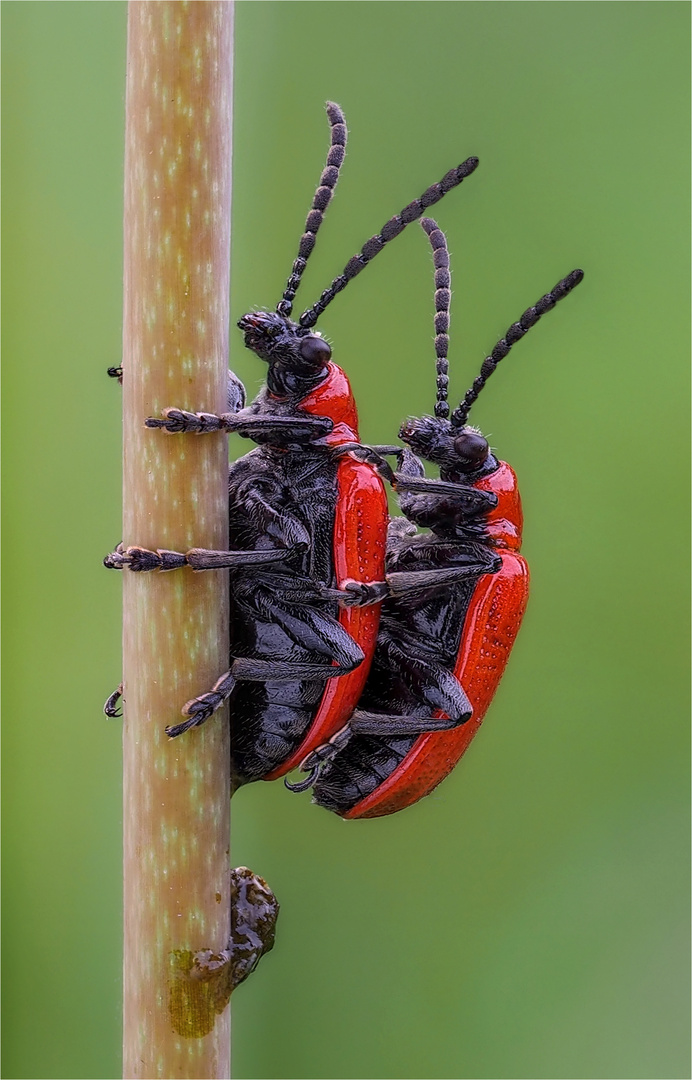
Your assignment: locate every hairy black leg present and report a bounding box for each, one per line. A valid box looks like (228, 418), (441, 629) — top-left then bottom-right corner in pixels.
(104, 683), (123, 718)
(168, 654), (361, 739)
(380, 636), (472, 721)
(367, 444), (408, 459)
(329, 442), (397, 486)
(167, 583), (365, 737)
(103, 545), (287, 573)
(386, 554), (500, 597)
(239, 491), (312, 552)
(144, 408), (333, 443)
(299, 157), (479, 327)
(167, 670), (237, 737)
(349, 710), (460, 735)
(285, 708), (462, 793)
(396, 480), (497, 534)
(222, 410), (334, 446)
(254, 592), (365, 669)
(276, 102), (347, 318)
(284, 722), (354, 791)
(394, 474), (497, 506)
(144, 409), (231, 433)
(284, 766), (323, 793)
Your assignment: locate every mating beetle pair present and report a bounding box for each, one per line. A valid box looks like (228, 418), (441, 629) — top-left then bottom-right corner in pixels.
(106, 102), (583, 818)
(290, 222), (583, 817)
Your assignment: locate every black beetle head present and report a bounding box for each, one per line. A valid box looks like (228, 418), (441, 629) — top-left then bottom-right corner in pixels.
(237, 311), (332, 396)
(399, 414), (493, 478)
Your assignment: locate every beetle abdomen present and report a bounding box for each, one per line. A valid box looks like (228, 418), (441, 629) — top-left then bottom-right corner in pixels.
(232, 691), (326, 786)
(313, 734), (416, 815)
(346, 551), (529, 818)
(265, 454), (388, 778)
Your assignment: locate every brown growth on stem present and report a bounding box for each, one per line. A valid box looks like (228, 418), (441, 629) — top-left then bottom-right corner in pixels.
(122, 2), (233, 1076)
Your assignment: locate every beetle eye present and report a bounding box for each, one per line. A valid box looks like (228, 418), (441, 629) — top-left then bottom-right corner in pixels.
(299, 336), (331, 367)
(453, 431), (489, 470)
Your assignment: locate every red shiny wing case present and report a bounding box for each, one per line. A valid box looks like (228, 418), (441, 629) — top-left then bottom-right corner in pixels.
(344, 550), (529, 818)
(265, 455), (388, 780)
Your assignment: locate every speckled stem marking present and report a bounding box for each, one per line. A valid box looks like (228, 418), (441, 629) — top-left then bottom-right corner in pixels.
(122, 4), (233, 1077)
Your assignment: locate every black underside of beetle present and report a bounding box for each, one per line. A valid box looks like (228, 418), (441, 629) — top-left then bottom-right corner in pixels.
(312, 542), (482, 815)
(228, 444), (346, 787)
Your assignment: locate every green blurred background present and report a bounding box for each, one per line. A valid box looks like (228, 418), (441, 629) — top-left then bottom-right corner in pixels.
(2, 2), (689, 1078)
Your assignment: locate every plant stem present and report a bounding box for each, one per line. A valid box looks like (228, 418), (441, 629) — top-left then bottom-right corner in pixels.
(122, 3), (233, 1076)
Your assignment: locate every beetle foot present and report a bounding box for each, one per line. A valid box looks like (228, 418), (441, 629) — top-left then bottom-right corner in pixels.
(285, 723), (353, 792)
(167, 672), (237, 738)
(114, 546), (189, 572)
(166, 698), (218, 738)
(339, 579), (389, 607)
(104, 684), (123, 718)
(145, 408), (233, 434)
(103, 542), (127, 569)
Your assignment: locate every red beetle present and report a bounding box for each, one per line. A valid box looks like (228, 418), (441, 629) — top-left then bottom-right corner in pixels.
(288, 217), (584, 816)
(258, 357), (389, 781)
(106, 107), (482, 792)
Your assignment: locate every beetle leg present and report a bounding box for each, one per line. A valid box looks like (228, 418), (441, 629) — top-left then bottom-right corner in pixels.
(145, 409), (233, 433)
(329, 442), (397, 486)
(320, 579), (389, 606)
(226, 412), (334, 445)
(103, 545), (287, 572)
(348, 710), (460, 735)
(104, 683), (123, 718)
(236, 490), (312, 552)
(167, 584), (365, 737)
(367, 444), (406, 459)
(395, 473), (498, 512)
(284, 722), (354, 791)
(103, 541), (128, 569)
(145, 408), (332, 442)
(285, 708), (461, 794)
(386, 555), (501, 596)
(380, 636), (472, 721)
(254, 593), (365, 669)
(167, 655), (361, 739)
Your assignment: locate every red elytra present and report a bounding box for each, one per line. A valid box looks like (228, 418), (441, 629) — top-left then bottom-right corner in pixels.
(264, 362), (388, 780)
(343, 460), (529, 819)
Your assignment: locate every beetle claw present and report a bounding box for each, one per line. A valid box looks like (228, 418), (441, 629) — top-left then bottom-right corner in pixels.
(284, 765), (320, 793)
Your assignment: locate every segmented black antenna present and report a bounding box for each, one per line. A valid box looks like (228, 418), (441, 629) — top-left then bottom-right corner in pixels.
(299, 157), (479, 328)
(421, 217), (451, 419)
(276, 102), (348, 318)
(451, 268), (584, 428)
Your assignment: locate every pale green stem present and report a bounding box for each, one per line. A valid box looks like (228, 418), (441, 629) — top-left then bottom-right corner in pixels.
(122, 3), (234, 1076)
